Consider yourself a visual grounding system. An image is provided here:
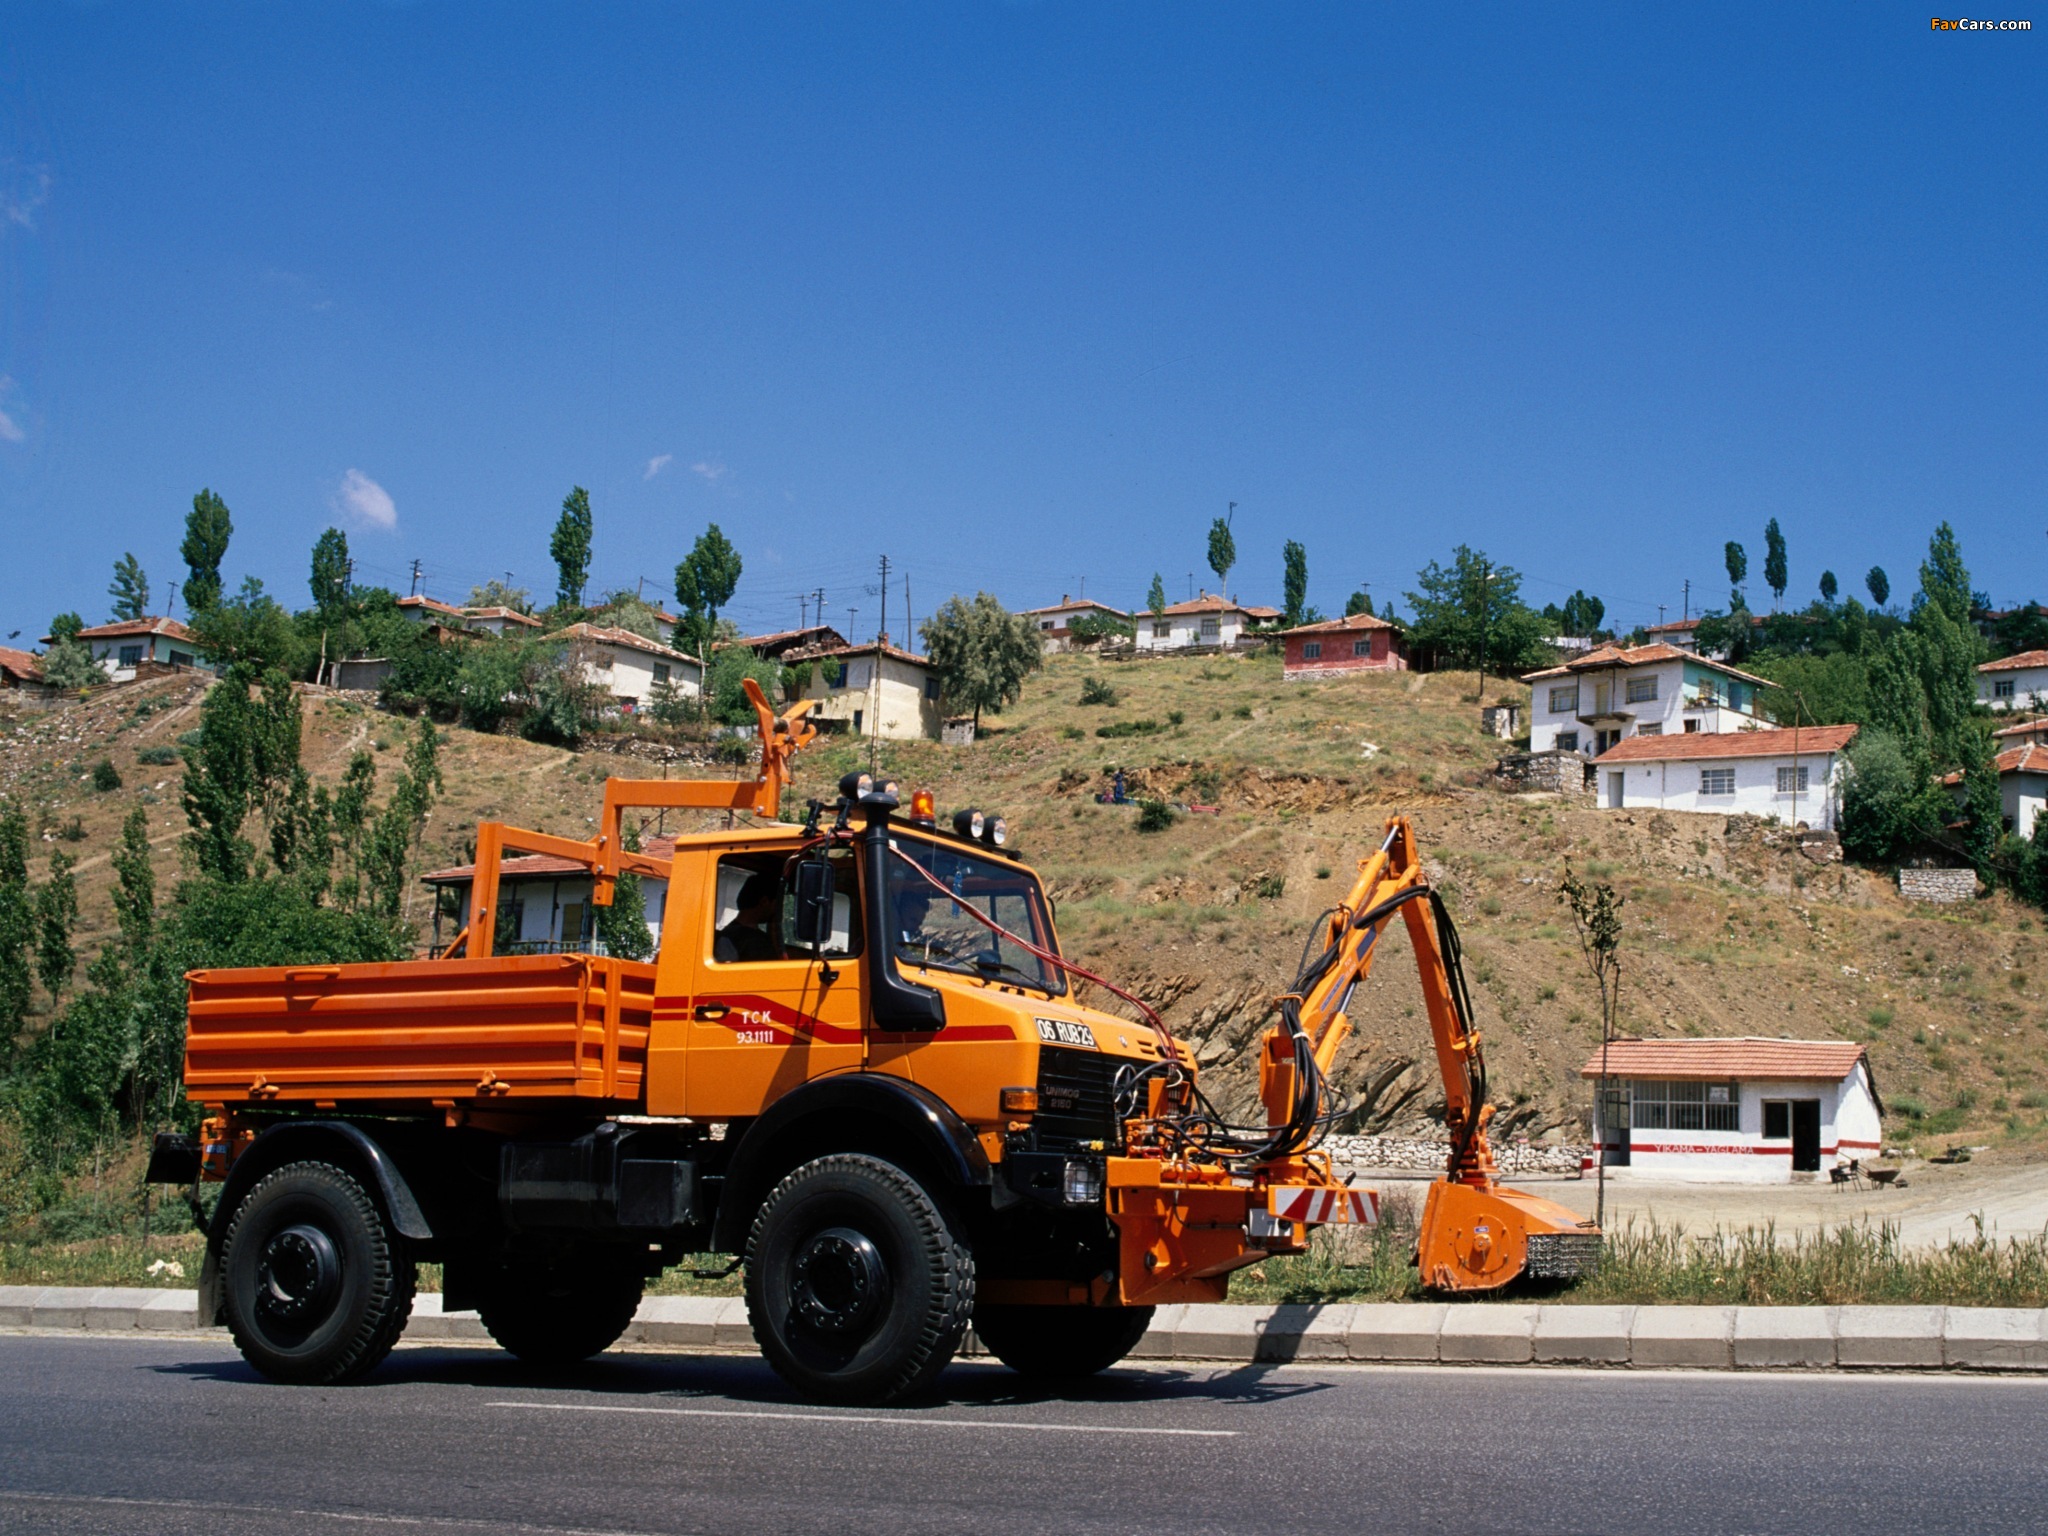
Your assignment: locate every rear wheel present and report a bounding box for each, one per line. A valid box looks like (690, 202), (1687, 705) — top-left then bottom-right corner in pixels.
(973, 1304), (1156, 1379)
(220, 1161), (415, 1385)
(477, 1256), (644, 1367)
(745, 1154), (973, 1405)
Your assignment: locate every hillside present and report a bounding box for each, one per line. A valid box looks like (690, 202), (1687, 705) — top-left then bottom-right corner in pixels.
(4, 650), (2044, 1160)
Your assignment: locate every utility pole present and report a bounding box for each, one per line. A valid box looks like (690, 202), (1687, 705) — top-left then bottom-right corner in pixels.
(1187, 572), (1195, 601)
(165, 582), (178, 617)
(1683, 579), (1691, 622)
(1658, 604), (1666, 627)
(813, 588), (827, 636)
(903, 572), (913, 654)
(798, 594), (808, 630)
(409, 559), (423, 597)
(877, 555), (890, 645)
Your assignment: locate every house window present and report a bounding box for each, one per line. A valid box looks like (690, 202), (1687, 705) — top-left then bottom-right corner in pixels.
(1199, 618), (1221, 642)
(1776, 766), (1810, 794)
(169, 650), (193, 668)
(594, 651), (614, 671)
(1631, 1080), (1740, 1132)
(1152, 621), (1171, 638)
(1995, 679), (2016, 699)
(1695, 687), (1722, 709)
(1626, 675), (1658, 703)
(1638, 723), (1662, 736)
(1353, 638), (1371, 658)
(652, 663), (670, 685)
(118, 645), (144, 668)
(1762, 1101), (1791, 1140)
(1555, 731), (1579, 753)
(923, 675), (939, 700)
(1683, 719), (1701, 733)
(1700, 767), (1736, 796)
(1302, 641), (1322, 660)
(1548, 686), (1579, 714)
(1040, 620), (1055, 631)
(852, 709), (863, 733)
(828, 662), (848, 689)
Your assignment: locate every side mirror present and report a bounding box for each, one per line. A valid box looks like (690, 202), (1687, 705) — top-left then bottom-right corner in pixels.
(792, 859), (836, 948)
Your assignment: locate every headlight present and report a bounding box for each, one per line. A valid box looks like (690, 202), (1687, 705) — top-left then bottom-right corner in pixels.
(1062, 1159), (1103, 1206)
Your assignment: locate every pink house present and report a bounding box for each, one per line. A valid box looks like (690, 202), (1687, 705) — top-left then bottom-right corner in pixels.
(1278, 613), (1408, 679)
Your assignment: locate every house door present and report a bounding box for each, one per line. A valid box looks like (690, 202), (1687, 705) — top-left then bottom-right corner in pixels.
(1606, 772), (1625, 809)
(1790, 1100), (1822, 1172)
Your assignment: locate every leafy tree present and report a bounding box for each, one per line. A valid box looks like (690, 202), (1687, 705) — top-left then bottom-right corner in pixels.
(466, 578), (531, 613)
(1819, 570), (1838, 603)
(454, 638), (533, 734)
(0, 803), (31, 1039)
(550, 485), (594, 609)
(1724, 541), (1748, 604)
(111, 807), (155, 957)
(1763, 518), (1788, 608)
(1917, 521), (1974, 625)
(593, 590), (666, 643)
(378, 624), (464, 718)
(674, 524), (743, 656)
(1866, 566), (1890, 608)
(596, 820), (656, 961)
(181, 488), (234, 612)
(182, 662), (301, 882)
(1146, 573), (1167, 616)
(1344, 590), (1375, 618)
(1402, 546), (1551, 674)
(1281, 540), (1308, 628)
(703, 645), (781, 726)
(188, 576), (302, 673)
(360, 720), (441, 921)
(1206, 517), (1237, 593)
(1839, 729), (1943, 863)
(33, 851), (77, 1002)
(91, 760), (121, 792)
(1546, 590), (1606, 637)
(39, 629), (102, 690)
(48, 612), (84, 643)
(108, 553), (150, 621)
(308, 527), (350, 683)
(1991, 604), (2048, 658)
(919, 592), (1044, 729)
(1750, 652), (1869, 726)
(1067, 611), (1132, 646)
(1957, 726), (2004, 890)
(520, 644), (608, 746)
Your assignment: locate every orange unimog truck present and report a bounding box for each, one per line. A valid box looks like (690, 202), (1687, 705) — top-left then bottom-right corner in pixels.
(149, 682), (1598, 1403)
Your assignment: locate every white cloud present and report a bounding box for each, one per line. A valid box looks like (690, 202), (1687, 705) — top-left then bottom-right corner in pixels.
(334, 468), (398, 531)
(643, 453), (673, 481)
(1, 163), (52, 231)
(0, 377), (24, 442)
(691, 459), (729, 483)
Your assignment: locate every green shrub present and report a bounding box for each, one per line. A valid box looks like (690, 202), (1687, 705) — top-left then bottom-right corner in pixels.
(1166, 710), (1185, 726)
(1251, 873), (1285, 899)
(1867, 1006), (1894, 1029)
(1096, 719), (1161, 739)
(1061, 725), (1085, 741)
(1078, 676), (1118, 706)
(90, 760), (121, 792)
(136, 745), (179, 766)
(1891, 1096), (1927, 1120)
(1233, 703), (1253, 719)
(1136, 799), (1176, 833)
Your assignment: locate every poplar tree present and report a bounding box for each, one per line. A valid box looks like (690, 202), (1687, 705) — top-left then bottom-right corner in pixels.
(1763, 519), (1788, 609)
(108, 554), (150, 621)
(550, 486), (594, 610)
(1282, 541), (1308, 627)
(182, 489), (234, 612)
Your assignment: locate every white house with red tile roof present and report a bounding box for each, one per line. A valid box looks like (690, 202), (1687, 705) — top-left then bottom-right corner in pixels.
(1590, 723), (1857, 828)
(796, 639), (941, 741)
(547, 623), (702, 712)
(422, 836), (677, 953)
(1991, 741), (2048, 840)
(1132, 593), (1273, 652)
(460, 605), (543, 638)
(1582, 1037), (1883, 1182)
(41, 616), (211, 682)
(1019, 597), (1130, 653)
(1523, 643), (1774, 758)
(1980, 650), (2048, 712)
(0, 647), (44, 689)
(1277, 612), (1409, 678)
(394, 594), (471, 627)
(727, 624), (848, 660)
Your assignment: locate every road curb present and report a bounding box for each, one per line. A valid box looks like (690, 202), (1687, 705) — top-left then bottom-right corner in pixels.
(6, 1286), (2046, 1371)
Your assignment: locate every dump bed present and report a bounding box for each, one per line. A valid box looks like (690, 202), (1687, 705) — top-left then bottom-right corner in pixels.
(185, 954), (656, 1107)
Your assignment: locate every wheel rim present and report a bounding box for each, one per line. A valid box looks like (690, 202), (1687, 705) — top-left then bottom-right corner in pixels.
(256, 1222), (343, 1330)
(788, 1226), (889, 1337)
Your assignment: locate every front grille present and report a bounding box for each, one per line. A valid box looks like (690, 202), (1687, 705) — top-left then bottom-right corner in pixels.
(1524, 1229), (1604, 1281)
(1034, 1046), (1122, 1151)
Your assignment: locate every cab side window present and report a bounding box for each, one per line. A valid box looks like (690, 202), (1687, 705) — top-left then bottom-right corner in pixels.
(708, 852), (861, 964)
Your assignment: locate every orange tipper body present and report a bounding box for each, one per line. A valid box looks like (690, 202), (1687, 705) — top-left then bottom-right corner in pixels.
(166, 679), (1592, 1403)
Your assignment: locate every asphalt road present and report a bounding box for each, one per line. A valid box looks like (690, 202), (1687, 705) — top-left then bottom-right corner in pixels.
(6, 1335), (2048, 1536)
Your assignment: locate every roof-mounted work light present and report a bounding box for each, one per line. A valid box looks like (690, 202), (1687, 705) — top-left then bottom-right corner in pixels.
(952, 808), (985, 842)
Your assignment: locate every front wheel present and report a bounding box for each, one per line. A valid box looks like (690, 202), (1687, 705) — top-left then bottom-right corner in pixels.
(974, 1304), (1156, 1379)
(220, 1161), (415, 1385)
(745, 1154), (973, 1405)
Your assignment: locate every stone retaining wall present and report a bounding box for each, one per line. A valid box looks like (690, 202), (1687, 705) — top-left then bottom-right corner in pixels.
(1323, 1134), (1587, 1175)
(1898, 867), (1978, 903)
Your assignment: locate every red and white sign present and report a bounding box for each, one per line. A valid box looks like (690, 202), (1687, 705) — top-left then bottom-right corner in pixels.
(1267, 1186), (1379, 1225)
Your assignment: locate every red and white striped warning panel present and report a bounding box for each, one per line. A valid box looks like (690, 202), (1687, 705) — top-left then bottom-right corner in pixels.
(1267, 1186), (1379, 1225)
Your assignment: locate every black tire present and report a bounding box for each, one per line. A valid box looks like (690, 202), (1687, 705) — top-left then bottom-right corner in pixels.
(220, 1160), (415, 1385)
(973, 1304), (1156, 1379)
(745, 1153), (973, 1405)
(477, 1256), (644, 1367)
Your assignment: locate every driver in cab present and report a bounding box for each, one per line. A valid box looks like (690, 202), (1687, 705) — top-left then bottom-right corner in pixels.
(715, 872), (783, 963)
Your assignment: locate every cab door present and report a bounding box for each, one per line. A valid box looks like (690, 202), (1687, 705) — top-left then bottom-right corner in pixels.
(679, 848), (866, 1120)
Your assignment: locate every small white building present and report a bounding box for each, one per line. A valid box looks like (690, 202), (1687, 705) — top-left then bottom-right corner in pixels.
(1132, 594), (1280, 652)
(1524, 643), (1773, 758)
(548, 623), (702, 713)
(798, 640), (942, 741)
(394, 595), (472, 628)
(1583, 1037), (1884, 1183)
(423, 838), (674, 954)
(1993, 740), (2048, 840)
(461, 605), (543, 639)
(53, 617), (210, 682)
(1980, 650), (2048, 712)
(1018, 597), (1131, 653)
(1590, 723), (1857, 829)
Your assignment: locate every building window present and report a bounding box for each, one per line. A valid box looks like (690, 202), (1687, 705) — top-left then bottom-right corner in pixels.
(1626, 675), (1658, 703)
(117, 645), (144, 668)
(1352, 638), (1370, 658)
(1638, 723), (1662, 736)
(1776, 765), (1810, 794)
(594, 651), (614, 671)
(1695, 686), (1722, 709)
(652, 663), (670, 684)
(1303, 641), (1322, 660)
(852, 709), (863, 733)
(923, 675), (939, 700)
(1555, 731), (1579, 753)
(1199, 618), (1221, 642)
(1995, 679), (2016, 699)
(1683, 718), (1701, 733)
(828, 662), (848, 689)
(1700, 767), (1736, 795)
(1548, 686), (1579, 713)
(1762, 1100), (1790, 1140)
(1631, 1080), (1740, 1132)
(1040, 620), (1055, 631)
(1152, 621), (1171, 638)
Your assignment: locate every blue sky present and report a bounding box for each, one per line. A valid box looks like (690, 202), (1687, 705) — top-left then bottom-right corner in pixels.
(1, 4), (2040, 644)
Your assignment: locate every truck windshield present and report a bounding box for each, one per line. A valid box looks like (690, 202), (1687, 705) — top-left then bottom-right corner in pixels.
(887, 838), (1063, 996)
